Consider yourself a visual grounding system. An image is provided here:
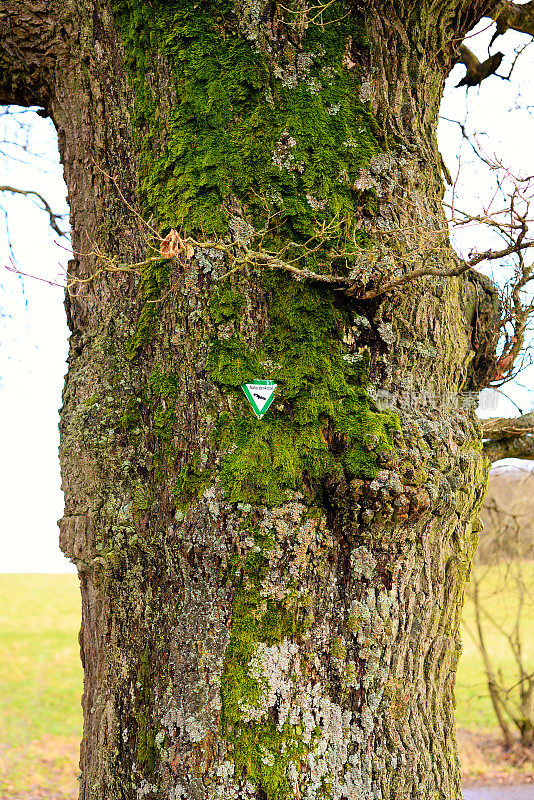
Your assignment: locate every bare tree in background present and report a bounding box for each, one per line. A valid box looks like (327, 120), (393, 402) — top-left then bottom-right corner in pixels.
(0, 105), (68, 247)
(465, 470), (534, 748)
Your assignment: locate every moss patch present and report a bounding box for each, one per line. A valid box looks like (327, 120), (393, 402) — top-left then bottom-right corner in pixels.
(210, 273), (401, 504)
(110, 0), (383, 238)
(221, 531), (312, 800)
(209, 284), (245, 324)
(108, 0), (397, 509)
(126, 259), (171, 358)
(172, 454), (211, 511)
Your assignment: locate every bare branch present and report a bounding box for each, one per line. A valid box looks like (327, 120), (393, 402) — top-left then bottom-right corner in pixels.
(490, 1), (534, 40)
(439, 116), (491, 166)
(483, 412), (534, 440)
(357, 260), (471, 299)
(501, 39), (534, 81)
(445, 149), (534, 384)
(484, 434), (534, 461)
(467, 239), (534, 266)
(0, 185), (66, 237)
(456, 44), (504, 88)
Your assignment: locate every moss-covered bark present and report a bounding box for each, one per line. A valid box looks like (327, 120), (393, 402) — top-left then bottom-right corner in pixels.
(2, 0), (503, 798)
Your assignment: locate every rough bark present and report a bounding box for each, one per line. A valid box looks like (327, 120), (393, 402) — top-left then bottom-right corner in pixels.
(0, 0), (59, 107)
(482, 414), (534, 461)
(484, 435), (534, 462)
(0, 1), (511, 799)
(490, 0), (534, 39)
(483, 412), (534, 440)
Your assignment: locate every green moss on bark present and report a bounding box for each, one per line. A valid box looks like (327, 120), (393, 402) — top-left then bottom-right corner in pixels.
(126, 259), (171, 358)
(209, 273), (401, 504)
(109, 0), (398, 509)
(173, 454), (211, 510)
(111, 0), (383, 238)
(209, 284), (245, 323)
(221, 529), (313, 800)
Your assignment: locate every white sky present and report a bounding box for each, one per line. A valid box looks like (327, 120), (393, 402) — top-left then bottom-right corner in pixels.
(440, 22), (534, 416)
(0, 111), (71, 572)
(1, 20), (534, 572)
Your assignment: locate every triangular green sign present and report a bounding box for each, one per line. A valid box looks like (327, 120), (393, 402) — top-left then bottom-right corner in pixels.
(241, 380), (277, 419)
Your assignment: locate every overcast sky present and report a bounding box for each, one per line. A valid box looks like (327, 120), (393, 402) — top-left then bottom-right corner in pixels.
(0, 110), (71, 572)
(1, 20), (533, 573)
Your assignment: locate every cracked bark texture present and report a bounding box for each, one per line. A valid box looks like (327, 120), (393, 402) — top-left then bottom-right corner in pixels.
(0, 1), (522, 799)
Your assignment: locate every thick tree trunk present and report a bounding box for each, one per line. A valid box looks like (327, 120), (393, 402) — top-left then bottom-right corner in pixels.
(1, 1), (506, 798)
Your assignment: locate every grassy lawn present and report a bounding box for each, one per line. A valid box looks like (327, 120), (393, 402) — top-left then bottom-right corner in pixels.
(456, 560), (534, 732)
(0, 567), (532, 796)
(456, 561), (534, 784)
(0, 574), (82, 799)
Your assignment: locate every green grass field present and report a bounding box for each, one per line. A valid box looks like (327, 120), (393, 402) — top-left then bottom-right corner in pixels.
(456, 560), (534, 732)
(0, 574), (82, 799)
(0, 566), (532, 796)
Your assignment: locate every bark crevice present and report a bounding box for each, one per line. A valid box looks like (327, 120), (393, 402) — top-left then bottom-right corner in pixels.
(0, 0), (61, 108)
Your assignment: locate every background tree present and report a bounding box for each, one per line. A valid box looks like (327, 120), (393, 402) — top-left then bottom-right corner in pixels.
(0, 106), (67, 247)
(467, 469), (534, 749)
(2, 2), (534, 799)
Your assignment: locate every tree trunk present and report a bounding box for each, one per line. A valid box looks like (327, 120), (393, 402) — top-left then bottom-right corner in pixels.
(1, 1), (505, 798)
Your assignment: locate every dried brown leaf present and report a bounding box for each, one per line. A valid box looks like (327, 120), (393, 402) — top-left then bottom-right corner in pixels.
(160, 229), (179, 259)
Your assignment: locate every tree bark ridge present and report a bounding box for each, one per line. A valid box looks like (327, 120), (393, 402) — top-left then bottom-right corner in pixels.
(484, 434), (534, 461)
(483, 412), (534, 440)
(490, 1), (534, 39)
(0, 0), (60, 107)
